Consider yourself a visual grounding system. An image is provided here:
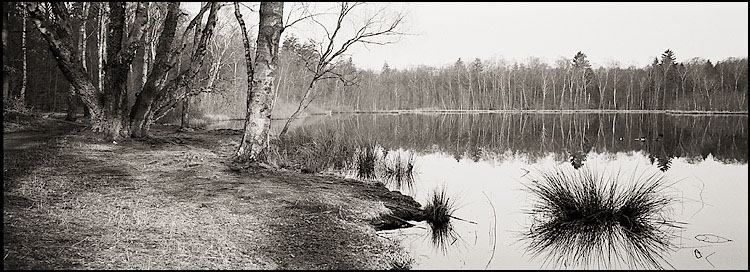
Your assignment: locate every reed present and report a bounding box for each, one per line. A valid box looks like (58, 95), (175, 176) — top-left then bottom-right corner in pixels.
(356, 144), (378, 180)
(380, 152), (415, 191)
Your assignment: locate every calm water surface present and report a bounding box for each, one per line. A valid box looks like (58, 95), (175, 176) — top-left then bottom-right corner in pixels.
(214, 113), (748, 269)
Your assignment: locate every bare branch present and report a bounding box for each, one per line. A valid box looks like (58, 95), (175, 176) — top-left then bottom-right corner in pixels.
(278, 2), (406, 136)
(282, 2), (327, 33)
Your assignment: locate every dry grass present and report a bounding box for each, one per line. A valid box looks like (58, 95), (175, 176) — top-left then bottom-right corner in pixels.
(271, 128), (357, 173)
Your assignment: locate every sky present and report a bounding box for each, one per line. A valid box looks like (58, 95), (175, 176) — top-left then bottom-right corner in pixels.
(189, 2), (748, 71)
(334, 2), (749, 70)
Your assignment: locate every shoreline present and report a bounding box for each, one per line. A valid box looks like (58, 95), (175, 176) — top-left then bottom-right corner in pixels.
(3, 112), (422, 270)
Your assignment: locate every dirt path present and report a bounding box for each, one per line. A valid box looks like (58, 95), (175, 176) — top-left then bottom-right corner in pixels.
(3, 114), (419, 269)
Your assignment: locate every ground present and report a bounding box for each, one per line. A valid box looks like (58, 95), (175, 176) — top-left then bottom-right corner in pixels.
(2, 111), (421, 270)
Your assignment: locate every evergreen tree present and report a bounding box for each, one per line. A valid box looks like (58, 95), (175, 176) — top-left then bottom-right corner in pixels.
(572, 51), (590, 69)
(659, 49), (679, 108)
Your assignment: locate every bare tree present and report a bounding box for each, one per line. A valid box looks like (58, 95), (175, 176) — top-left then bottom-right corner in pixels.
(278, 2), (406, 136)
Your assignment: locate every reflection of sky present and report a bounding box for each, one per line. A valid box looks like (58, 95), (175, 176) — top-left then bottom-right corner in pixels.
(379, 150), (748, 270)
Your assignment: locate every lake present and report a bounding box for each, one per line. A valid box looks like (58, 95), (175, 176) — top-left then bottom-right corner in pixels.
(212, 113), (748, 269)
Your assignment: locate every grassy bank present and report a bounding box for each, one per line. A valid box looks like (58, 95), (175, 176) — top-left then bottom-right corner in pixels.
(2, 111), (417, 269)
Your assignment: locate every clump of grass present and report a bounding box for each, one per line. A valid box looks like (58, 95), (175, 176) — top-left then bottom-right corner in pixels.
(356, 144), (379, 180)
(424, 187), (455, 228)
(380, 152), (415, 191)
(422, 186), (460, 253)
(521, 166), (683, 269)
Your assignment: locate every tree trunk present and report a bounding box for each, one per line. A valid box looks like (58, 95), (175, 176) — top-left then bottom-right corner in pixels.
(129, 2), (181, 137)
(26, 3), (103, 122)
(141, 2), (149, 88)
(68, 3), (88, 121)
(180, 2), (206, 130)
(102, 2), (148, 139)
(235, 2), (283, 161)
(20, 3), (27, 106)
(98, 2), (106, 93)
(27, 2), (146, 139)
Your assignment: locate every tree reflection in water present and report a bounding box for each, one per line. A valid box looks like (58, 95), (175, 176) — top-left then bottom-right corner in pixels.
(286, 113), (747, 170)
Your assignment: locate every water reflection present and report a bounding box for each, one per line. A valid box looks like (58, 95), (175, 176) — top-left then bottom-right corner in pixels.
(349, 146), (416, 191)
(393, 151), (747, 270)
(279, 113), (747, 170)
(427, 221), (463, 255)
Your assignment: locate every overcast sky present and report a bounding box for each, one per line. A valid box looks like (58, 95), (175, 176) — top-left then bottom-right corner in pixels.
(341, 2), (749, 70)
(193, 2), (748, 71)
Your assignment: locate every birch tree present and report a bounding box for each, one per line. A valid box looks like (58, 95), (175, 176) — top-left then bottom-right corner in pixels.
(234, 2), (284, 161)
(2, 3), (8, 102)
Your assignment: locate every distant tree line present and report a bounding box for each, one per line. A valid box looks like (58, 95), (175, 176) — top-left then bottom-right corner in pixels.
(275, 37), (748, 112)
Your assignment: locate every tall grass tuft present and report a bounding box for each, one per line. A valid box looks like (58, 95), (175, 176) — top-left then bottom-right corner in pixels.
(422, 186), (460, 253)
(521, 166), (683, 269)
